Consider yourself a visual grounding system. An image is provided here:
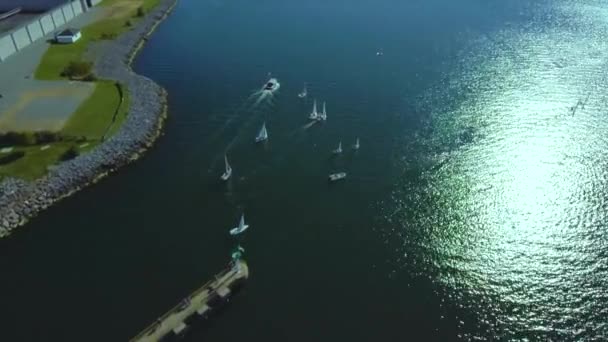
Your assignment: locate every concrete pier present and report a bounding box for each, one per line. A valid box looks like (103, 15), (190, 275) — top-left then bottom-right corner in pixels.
(130, 260), (249, 342)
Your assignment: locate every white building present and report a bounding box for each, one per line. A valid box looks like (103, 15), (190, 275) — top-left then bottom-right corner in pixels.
(55, 28), (81, 44)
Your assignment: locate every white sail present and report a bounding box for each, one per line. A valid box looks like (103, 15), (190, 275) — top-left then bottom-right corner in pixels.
(320, 102), (327, 120)
(229, 214), (250, 235)
(309, 100), (318, 120)
(298, 84), (307, 98)
(256, 122), (268, 142)
(333, 141), (342, 154)
(221, 154), (232, 181)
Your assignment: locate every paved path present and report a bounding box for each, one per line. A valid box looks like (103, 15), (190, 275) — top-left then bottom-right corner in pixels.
(0, 8), (101, 132)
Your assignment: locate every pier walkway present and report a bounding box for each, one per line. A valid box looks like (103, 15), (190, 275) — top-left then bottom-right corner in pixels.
(130, 260), (249, 342)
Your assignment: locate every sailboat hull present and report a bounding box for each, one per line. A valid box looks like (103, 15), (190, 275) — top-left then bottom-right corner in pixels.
(229, 225), (250, 235)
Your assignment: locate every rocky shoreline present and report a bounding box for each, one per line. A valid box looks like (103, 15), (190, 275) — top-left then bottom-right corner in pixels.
(0, 0), (178, 237)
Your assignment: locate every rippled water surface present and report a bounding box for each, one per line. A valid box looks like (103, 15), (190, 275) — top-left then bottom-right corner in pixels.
(1, 0), (607, 340)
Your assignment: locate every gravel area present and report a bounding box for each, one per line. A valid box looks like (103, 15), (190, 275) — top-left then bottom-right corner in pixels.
(0, 0), (178, 237)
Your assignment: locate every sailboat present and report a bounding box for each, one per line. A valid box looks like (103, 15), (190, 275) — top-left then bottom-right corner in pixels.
(353, 137), (360, 150)
(229, 214), (250, 235)
(309, 100), (319, 120)
(256, 122), (268, 143)
(318, 102), (327, 121)
(220, 154), (232, 181)
(333, 141), (343, 154)
(298, 84), (308, 98)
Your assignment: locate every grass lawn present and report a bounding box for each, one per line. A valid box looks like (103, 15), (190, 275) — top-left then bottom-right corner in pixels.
(35, 0), (162, 80)
(105, 85), (130, 137)
(0, 0), (159, 181)
(0, 83), (129, 181)
(0, 143), (92, 181)
(62, 81), (129, 140)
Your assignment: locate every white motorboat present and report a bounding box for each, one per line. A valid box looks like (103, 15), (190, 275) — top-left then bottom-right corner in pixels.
(353, 137), (360, 150)
(262, 78), (280, 93)
(329, 172), (347, 182)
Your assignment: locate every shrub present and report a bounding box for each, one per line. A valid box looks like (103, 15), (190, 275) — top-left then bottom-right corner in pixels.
(82, 73), (97, 82)
(136, 6), (145, 17)
(0, 132), (35, 147)
(34, 131), (61, 144)
(61, 61), (93, 78)
(100, 32), (117, 40)
(59, 147), (79, 162)
(0, 151), (25, 165)
(125, 20), (132, 27)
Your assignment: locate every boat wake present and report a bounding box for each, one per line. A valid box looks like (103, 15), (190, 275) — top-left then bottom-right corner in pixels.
(301, 120), (318, 130)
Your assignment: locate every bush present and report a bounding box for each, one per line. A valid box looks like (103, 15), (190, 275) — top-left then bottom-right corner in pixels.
(100, 32), (117, 40)
(61, 61), (93, 78)
(136, 6), (145, 17)
(125, 20), (132, 27)
(0, 132), (35, 147)
(34, 131), (61, 144)
(59, 147), (79, 162)
(0, 151), (25, 165)
(82, 73), (97, 82)
(0, 131), (64, 146)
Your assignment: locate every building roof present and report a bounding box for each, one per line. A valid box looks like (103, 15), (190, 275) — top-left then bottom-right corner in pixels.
(0, 0), (69, 13)
(0, 13), (38, 34)
(57, 28), (80, 36)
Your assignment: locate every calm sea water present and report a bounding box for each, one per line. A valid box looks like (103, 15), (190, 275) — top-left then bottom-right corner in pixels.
(1, 0), (608, 340)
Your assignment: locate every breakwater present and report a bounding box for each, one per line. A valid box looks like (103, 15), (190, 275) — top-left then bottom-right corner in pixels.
(130, 260), (249, 342)
(0, 0), (179, 237)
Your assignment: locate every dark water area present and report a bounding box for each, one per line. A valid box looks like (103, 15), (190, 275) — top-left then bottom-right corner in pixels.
(1, 0), (608, 340)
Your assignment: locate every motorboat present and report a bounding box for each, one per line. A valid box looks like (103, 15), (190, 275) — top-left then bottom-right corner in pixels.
(263, 78), (280, 93)
(329, 172), (347, 182)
